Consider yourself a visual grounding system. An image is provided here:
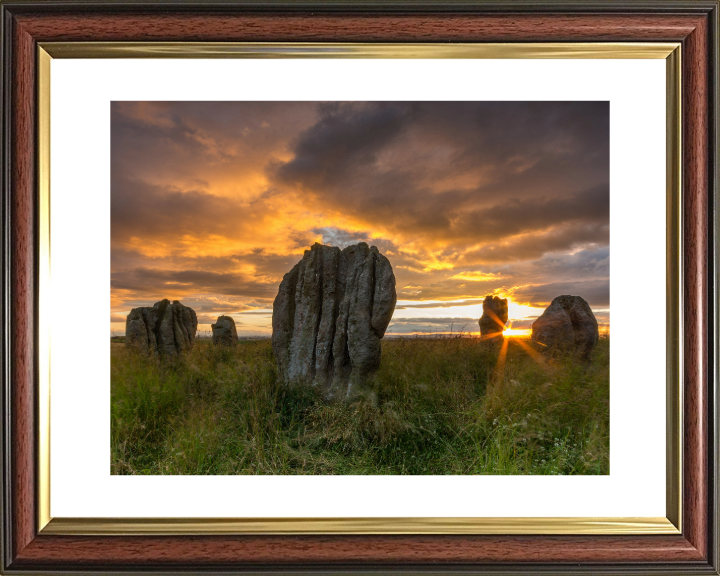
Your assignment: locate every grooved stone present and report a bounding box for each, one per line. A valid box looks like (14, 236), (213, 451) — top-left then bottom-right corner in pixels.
(125, 299), (198, 357)
(272, 242), (397, 402)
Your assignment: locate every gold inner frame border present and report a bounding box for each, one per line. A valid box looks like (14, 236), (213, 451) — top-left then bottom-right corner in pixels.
(36, 41), (682, 536)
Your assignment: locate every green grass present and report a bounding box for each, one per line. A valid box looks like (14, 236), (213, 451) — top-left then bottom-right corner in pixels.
(111, 335), (609, 475)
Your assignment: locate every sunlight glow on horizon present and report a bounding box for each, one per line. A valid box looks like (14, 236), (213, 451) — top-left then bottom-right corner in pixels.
(111, 297), (553, 337)
(503, 328), (533, 337)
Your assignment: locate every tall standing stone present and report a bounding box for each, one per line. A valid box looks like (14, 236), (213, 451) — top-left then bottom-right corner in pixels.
(125, 299), (198, 357)
(272, 242), (397, 402)
(479, 295), (508, 338)
(212, 315), (238, 347)
(531, 295), (599, 360)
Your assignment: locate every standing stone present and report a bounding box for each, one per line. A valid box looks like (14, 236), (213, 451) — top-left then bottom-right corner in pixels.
(212, 315), (238, 347)
(531, 295), (599, 360)
(272, 242), (397, 403)
(125, 308), (149, 353)
(479, 295), (508, 338)
(125, 299), (198, 357)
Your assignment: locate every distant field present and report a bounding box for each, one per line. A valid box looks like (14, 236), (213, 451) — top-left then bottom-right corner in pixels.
(111, 336), (609, 475)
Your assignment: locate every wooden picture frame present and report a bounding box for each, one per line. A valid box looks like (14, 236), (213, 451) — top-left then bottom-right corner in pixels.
(1, 1), (717, 573)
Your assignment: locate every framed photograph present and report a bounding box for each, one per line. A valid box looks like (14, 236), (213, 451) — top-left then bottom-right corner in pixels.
(1, 1), (717, 574)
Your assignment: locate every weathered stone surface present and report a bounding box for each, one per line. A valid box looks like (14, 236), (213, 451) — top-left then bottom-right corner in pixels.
(479, 295), (508, 338)
(212, 315), (238, 347)
(125, 308), (149, 354)
(272, 242), (397, 402)
(531, 295), (599, 360)
(125, 299), (198, 356)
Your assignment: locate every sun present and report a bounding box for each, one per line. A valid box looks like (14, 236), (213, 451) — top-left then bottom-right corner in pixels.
(502, 319), (532, 338)
(503, 327), (532, 338)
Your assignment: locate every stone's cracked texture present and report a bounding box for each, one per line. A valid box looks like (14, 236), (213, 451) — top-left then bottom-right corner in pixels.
(531, 295), (599, 360)
(272, 242), (397, 402)
(479, 295), (508, 337)
(212, 315), (238, 347)
(125, 299), (198, 356)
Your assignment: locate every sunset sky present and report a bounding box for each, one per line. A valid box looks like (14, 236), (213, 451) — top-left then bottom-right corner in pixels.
(111, 101), (609, 337)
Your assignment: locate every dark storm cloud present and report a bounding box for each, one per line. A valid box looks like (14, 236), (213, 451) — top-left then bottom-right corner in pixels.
(275, 102), (411, 190)
(277, 102), (608, 190)
(273, 101), (609, 253)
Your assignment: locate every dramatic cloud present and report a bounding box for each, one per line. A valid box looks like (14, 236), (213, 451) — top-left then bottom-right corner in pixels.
(274, 102), (608, 250)
(512, 280), (610, 308)
(111, 101), (609, 335)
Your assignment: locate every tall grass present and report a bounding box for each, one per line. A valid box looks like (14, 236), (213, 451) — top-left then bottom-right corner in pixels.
(111, 335), (609, 475)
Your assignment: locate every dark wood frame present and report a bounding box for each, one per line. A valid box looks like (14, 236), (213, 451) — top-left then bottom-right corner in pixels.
(1, 1), (718, 573)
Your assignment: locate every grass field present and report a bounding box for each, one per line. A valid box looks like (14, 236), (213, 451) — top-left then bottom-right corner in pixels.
(111, 335), (609, 475)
